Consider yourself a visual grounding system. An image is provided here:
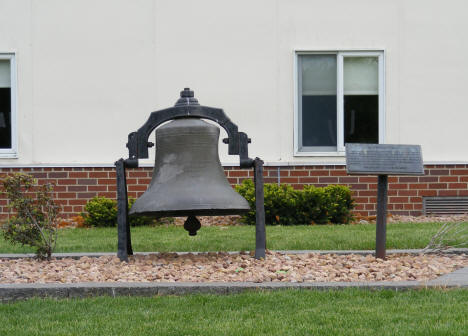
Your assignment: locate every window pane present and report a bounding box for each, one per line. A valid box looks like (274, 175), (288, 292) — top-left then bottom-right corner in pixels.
(0, 60), (12, 149)
(343, 57), (378, 144)
(300, 55), (337, 151)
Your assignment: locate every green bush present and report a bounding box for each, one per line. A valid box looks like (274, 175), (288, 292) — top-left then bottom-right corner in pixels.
(298, 185), (329, 224)
(324, 184), (355, 224)
(1, 173), (61, 259)
(83, 196), (158, 227)
(262, 183), (298, 226)
(235, 180), (354, 225)
(83, 196), (117, 227)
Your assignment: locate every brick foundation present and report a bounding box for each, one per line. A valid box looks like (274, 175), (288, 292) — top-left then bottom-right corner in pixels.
(1, 164), (467, 219)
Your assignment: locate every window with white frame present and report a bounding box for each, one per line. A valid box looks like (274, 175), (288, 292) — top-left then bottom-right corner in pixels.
(0, 53), (16, 157)
(295, 51), (384, 154)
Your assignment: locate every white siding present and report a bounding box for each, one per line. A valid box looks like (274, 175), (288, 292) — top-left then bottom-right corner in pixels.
(0, 0), (467, 165)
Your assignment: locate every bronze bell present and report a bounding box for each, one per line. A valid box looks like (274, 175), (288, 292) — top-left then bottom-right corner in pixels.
(129, 93), (250, 235)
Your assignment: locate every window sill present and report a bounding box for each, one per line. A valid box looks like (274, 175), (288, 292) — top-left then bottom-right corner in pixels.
(294, 151), (346, 157)
(0, 153), (18, 159)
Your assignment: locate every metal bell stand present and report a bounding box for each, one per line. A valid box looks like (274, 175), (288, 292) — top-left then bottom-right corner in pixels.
(115, 88), (266, 262)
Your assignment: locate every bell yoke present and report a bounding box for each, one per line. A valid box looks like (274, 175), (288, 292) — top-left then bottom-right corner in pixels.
(115, 88), (266, 261)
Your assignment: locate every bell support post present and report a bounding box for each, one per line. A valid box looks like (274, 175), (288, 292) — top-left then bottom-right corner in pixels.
(116, 88), (266, 261)
(115, 158), (135, 262)
(254, 158), (266, 259)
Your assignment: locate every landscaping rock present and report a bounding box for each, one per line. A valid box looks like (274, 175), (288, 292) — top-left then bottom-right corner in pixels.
(1, 252), (466, 284)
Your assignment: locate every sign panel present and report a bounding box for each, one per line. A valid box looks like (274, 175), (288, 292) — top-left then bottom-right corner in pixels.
(346, 143), (424, 175)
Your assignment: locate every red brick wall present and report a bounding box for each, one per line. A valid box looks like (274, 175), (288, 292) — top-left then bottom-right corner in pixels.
(1, 164), (467, 219)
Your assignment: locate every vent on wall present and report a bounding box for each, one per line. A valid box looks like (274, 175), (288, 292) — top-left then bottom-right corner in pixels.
(423, 197), (468, 215)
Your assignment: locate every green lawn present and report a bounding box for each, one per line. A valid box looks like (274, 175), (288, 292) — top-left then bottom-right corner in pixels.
(1, 222), (465, 253)
(1, 289), (467, 336)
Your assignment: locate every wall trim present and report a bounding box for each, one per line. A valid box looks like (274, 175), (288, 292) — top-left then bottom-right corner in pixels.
(1, 161), (468, 169)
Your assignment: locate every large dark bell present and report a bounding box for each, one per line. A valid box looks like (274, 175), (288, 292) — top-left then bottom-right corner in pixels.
(129, 117), (251, 217)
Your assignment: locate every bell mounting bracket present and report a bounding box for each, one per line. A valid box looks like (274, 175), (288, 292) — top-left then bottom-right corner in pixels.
(115, 88), (266, 262)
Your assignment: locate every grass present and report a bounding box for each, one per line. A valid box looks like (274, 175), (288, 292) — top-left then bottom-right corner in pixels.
(0, 222), (465, 253)
(1, 289), (467, 335)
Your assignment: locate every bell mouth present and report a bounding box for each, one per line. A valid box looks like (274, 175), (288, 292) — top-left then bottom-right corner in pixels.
(129, 208), (250, 218)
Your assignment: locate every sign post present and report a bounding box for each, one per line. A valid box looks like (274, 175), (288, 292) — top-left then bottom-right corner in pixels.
(346, 144), (424, 259)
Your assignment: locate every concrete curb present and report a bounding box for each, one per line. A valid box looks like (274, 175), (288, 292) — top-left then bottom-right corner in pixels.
(1, 278), (467, 303)
(1, 250), (466, 302)
(426, 266), (468, 287)
(1, 248), (467, 259)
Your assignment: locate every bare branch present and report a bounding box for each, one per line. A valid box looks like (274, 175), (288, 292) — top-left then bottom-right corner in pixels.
(423, 220), (468, 253)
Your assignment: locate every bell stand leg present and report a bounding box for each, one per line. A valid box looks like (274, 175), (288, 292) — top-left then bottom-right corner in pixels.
(376, 174), (388, 259)
(116, 159), (133, 261)
(253, 158), (266, 259)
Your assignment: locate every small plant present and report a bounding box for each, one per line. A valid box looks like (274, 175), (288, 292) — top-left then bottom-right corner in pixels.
(298, 185), (329, 224)
(235, 179), (354, 225)
(83, 196), (157, 227)
(1, 173), (61, 259)
(83, 196), (117, 227)
(236, 180), (293, 225)
(262, 183), (298, 226)
(423, 221), (468, 253)
(323, 185), (355, 224)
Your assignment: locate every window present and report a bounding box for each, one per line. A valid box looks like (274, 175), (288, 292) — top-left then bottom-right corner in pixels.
(0, 53), (16, 157)
(295, 51), (384, 155)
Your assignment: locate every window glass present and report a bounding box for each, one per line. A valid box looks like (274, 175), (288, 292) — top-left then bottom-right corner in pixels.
(297, 52), (382, 154)
(300, 54), (337, 151)
(343, 56), (379, 144)
(0, 60), (12, 149)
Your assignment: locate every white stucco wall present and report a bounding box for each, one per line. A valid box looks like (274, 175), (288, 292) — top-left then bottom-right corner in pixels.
(1, 0), (467, 166)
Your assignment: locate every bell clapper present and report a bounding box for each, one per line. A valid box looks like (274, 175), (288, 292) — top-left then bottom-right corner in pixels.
(184, 216), (201, 236)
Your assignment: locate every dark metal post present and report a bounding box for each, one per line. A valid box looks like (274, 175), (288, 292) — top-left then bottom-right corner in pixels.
(376, 174), (388, 259)
(254, 158), (266, 259)
(116, 159), (133, 261)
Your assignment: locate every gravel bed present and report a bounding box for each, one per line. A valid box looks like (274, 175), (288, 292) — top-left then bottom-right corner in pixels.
(175, 214), (468, 226)
(1, 251), (466, 284)
(389, 214), (468, 223)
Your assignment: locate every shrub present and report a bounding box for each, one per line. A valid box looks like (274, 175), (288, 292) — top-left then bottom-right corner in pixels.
(235, 179), (354, 225)
(236, 180), (299, 226)
(83, 196), (117, 227)
(83, 196), (157, 227)
(324, 185), (355, 224)
(262, 183), (298, 226)
(1, 173), (61, 259)
(299, 185), (329, 224)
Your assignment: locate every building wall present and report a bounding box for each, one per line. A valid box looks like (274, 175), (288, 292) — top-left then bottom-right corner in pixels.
(0, 0), (468, 166)
(1, 164), (468, 220)
(1, 1), (468, 218)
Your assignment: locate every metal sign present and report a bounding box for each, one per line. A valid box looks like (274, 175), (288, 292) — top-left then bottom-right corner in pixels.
(345, 143), (424, 259)
(346, 143), (424, 176)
